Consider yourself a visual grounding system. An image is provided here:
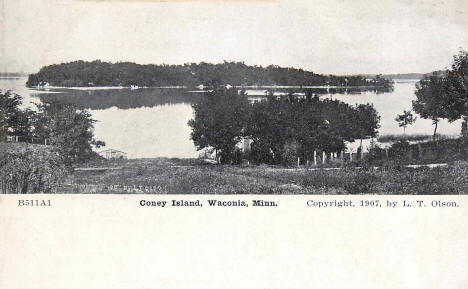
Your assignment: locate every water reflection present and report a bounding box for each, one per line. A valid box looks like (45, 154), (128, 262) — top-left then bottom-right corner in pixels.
(36, 88), (201, 110)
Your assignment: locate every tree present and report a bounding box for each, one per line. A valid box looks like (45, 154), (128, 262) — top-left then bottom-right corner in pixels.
(302, 99), (360, 155)
(444, 50), (468, 121)
(395, 110), (417, 135)
(246, 92), (307, 165)
(462, 117), (468, 140)
(294, 97), (327, 164)
(413, 73), (449, 140)
(413, 49), (468, 140)
(188, 88), (251, 164)
(352, 103), (381, 158)
(34, 101), (105, 167)
(0, 90), (34, 141)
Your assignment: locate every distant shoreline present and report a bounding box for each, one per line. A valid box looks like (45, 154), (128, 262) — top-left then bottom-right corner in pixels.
(30, 85), (187, 91)
(27, 83), (406, 91)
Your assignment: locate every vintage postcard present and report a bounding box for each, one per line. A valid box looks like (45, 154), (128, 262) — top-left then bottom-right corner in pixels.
(1, 0), (467, 288)
(1, 0), (468, 195)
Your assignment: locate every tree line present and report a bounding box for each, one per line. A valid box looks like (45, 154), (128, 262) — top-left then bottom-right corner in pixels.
(26, 60), (394, 89)
(188, 89), (380, 165)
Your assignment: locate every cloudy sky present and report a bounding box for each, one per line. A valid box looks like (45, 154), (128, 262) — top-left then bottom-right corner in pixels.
(1, 0), (467, 74)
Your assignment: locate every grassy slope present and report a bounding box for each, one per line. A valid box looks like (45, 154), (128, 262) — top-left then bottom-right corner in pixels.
(65, 158), (468, 194)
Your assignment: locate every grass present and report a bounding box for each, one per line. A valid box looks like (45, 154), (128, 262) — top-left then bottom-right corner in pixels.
(62, 158), (468, 194)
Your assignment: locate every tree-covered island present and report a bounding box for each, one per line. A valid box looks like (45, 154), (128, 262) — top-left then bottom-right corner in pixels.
(26, 60), (394, 89)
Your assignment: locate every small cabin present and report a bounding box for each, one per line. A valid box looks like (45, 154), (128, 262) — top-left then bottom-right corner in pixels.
(98, 149), (127, 159)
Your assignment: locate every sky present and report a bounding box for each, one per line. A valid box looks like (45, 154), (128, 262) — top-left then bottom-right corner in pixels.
(1, 0), (467, 75)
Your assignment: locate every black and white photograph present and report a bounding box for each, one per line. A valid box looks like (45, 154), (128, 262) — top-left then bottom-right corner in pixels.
(1, 0), (468, 194)
(1, 3), (468, 289)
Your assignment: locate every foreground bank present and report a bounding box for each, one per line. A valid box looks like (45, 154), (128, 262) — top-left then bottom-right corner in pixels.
(62, 158), (468, 194)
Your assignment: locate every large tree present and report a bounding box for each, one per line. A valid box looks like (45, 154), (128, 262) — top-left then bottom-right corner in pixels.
(247, 93), (288, 164)
(413, 74), (449, 139)
(444, 50), (468, 120)
(34, 101), (105, 167)
(413, 50), (468, 138)
(188, 88), (251, 164)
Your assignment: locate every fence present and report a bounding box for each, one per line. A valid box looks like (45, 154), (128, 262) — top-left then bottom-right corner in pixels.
(368, 138), (468, 165)
(5, 135), (50, 145)
(297, 150), (368, 167)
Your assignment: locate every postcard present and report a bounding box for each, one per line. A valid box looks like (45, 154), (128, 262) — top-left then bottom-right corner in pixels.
(1, 0), (467, 288)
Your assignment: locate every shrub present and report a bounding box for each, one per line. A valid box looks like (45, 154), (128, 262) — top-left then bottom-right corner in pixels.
(0, 144), (67, 193)
(365, 140), (385, 166)
(388, 140), (411, 163)
(282, 141), (299, 167)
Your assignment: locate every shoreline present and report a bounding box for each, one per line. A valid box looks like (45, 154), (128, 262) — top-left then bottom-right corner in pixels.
(28, 84), (396, 91)
(30, 85), (188, 91)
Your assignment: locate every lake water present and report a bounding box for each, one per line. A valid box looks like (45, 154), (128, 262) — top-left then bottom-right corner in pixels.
(0, 77), (462, 158)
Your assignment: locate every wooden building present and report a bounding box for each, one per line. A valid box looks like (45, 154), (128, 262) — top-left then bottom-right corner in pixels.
(98, 149), (127, 159)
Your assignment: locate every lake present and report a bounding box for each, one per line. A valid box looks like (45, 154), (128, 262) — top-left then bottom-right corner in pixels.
(0, 77), (462, 158)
